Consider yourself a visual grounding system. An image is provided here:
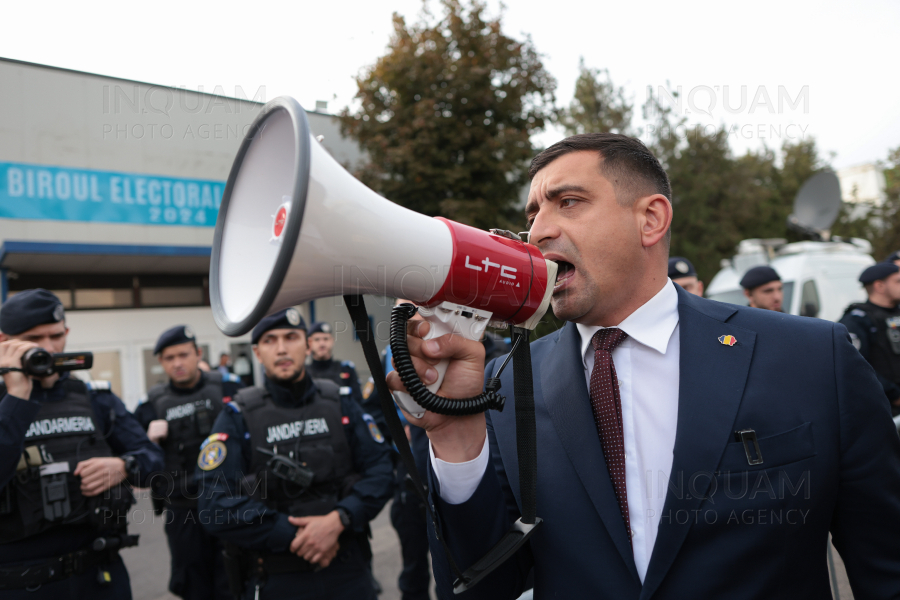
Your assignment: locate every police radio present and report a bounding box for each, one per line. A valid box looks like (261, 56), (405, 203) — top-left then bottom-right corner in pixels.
(210, 96), (552, 592)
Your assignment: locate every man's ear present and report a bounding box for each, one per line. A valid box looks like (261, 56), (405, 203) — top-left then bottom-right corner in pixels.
(743, 289), (752, 301)
(635, 193), (672, 249)
(0, 333), (7, 342)
(251, 345), (260, 362)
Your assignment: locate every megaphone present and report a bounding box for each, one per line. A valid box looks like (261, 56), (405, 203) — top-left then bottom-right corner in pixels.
(212, 97), (550, 589)
(210, 96), (557, 416)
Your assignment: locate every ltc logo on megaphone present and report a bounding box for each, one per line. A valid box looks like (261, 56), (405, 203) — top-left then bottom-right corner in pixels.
(209, 96), (558, 339)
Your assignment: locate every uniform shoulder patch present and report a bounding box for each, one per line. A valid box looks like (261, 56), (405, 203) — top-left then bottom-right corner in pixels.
(227, 402), (241, 413)
(224, 373), (241, 382)
(200, 432), (229, 450)
(86, 380), (111, 391)
(198, 439), (227, 471)
(851, 309), (867, 318)
(339, 386), (352, 396)
(362, 413), (385, 444)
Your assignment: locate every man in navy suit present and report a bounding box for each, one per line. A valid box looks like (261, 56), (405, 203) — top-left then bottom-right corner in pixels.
(387, 133), (900, 599)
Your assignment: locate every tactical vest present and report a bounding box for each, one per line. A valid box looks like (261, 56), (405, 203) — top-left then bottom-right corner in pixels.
(235, 380), (357, 517)
(147, 371), (225, 495)
(845, 302), (900, 384)
(0, 379), (134, 543)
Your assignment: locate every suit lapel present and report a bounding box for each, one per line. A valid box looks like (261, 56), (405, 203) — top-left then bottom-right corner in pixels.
(543, 322), (640, 581)
(640, 290), (756, 599)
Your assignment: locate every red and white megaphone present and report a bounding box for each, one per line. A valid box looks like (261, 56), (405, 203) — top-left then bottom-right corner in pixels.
(210, 96), (557, 416)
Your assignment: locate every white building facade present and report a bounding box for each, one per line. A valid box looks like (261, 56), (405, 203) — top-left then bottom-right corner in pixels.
(0, 58), (391, 408)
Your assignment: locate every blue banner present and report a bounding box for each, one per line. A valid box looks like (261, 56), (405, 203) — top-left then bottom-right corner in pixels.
(0, 161), (224, 227)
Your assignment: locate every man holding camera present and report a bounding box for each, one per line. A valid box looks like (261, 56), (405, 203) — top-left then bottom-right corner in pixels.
(0, 289), (164, 598)
(133, 325), (244, 600)
(196, 308), (393, 600)
(388, 134), (900, 598)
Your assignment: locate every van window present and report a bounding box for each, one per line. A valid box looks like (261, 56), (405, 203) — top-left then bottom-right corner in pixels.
(800, 280), (820, 318)
(707, 290), (749, 306)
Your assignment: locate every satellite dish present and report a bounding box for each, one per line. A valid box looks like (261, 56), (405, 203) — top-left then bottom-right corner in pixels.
(787, 171), (842, 239)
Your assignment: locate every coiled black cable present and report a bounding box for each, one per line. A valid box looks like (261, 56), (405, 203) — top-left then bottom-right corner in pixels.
(390, 303), (506, 415)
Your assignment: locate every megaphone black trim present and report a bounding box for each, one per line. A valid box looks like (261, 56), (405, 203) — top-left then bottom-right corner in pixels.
(210, 96), (312, 337)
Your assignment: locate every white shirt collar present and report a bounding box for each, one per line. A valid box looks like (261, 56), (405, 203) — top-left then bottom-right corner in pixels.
(576, 279), (680, 361)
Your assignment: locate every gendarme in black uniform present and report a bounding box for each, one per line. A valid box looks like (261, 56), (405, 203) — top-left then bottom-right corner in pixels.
(0, 289), (165, 598)
(840, 262), (900, 414)
(196, 309), (393, 600)
(306, 322), (364, 406)
(132, 325), (243, 600)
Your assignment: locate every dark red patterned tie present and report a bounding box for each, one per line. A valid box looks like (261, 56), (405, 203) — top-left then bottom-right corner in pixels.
(590, 328), (631, 541)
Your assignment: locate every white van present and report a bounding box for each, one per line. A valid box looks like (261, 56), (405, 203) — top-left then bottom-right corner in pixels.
(706, 238), (875, 322)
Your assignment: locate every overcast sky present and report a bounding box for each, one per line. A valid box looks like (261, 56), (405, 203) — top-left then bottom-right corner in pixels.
(2, 0), (898, 170)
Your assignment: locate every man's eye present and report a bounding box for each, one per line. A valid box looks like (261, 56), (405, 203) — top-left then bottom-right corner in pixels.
(561, 198), (578, 208)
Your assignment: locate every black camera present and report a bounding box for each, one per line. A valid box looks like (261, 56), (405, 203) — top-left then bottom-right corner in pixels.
(21, 348), (93, 377)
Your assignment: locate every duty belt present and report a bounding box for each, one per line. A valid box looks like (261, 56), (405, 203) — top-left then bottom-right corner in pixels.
(0, 545), (121, 590)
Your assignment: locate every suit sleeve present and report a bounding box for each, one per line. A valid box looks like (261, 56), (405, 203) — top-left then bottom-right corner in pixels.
(839, 314), (900, 401)
(829, 322), (900, 597)
(426, 359), (533, 600)
(0, 394), (40, 490)
(94, 391), (165, 486)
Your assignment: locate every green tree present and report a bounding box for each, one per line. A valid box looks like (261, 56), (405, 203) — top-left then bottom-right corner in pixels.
(557, 58), (632, 135)
(640, 88), (833, 283)
(339, 0), (556, 230)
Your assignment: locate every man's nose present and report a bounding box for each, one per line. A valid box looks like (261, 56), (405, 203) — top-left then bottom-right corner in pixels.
(528, 212), (559, 248)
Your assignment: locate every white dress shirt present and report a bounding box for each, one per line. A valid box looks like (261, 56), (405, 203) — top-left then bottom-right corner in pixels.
(431, 280), (681, 582)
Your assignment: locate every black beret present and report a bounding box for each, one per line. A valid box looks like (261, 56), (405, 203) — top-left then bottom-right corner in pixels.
(739, 266), (781, 290)
(885, 250), (900, 263)
(308, 322), (333, 336)
(859, 262), (899, 284)
(668, 257), (697, 279)
(251, 308), (307, 344)
(0, 289), (66, 335)
(154, 325), (197, 355)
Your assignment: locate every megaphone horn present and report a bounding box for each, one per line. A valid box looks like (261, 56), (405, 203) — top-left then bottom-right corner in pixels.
(211, 96), (557, 415)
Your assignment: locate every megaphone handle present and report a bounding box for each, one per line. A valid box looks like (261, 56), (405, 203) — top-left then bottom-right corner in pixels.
(392, 307), (488, 419)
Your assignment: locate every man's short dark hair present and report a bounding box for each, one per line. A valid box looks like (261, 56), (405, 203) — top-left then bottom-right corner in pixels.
(529, 133), (672, 207)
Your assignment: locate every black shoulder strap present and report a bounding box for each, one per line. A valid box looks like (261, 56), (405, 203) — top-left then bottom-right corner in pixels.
(204, 370), (223, 385)
(344, 294), (540, 593)
(62, 377), (88, 395)
(313, 378), (341, 402)
(234, 386), (267, 412)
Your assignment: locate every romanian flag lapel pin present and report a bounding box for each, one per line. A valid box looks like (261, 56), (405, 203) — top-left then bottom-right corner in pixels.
(718, 335), (737, 346)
